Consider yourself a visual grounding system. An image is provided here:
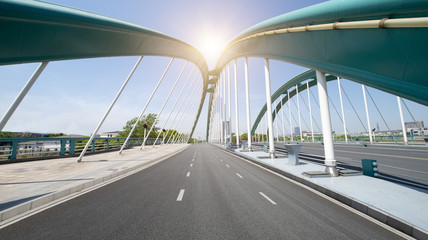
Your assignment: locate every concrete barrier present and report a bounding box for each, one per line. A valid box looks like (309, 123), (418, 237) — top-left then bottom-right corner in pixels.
(284, 144), (302, 165)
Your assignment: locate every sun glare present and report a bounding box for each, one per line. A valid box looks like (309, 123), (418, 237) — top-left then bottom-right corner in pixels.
(196, 33), (228, 70)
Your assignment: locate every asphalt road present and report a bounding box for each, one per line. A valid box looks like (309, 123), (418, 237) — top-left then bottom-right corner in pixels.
(252, 142), (428, 189)
(0, 144), (407, 239)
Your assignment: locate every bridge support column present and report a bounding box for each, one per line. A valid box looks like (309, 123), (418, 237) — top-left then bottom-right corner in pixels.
(281, 95), (286, 143)
(288, 89), (293, 142)
(362, 84), (373, 144)
(307, 81), (315, 143)
(244, 57), (252, 151)
(234, 59), (240, 148)
(316, 70), (338, 176)
(228, 64), (232, 146)
(264, 58), (276, 158)
(296, 84), (303, 142)
(337, 77), (348, 143)
(397, 96), (408, 145)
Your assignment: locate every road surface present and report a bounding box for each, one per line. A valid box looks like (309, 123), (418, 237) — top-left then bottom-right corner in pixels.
(0, 144), (407, 239)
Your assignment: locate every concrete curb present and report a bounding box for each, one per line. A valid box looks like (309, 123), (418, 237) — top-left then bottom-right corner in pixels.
(0, 145), (190, 224)
(214, 144), (428, 240)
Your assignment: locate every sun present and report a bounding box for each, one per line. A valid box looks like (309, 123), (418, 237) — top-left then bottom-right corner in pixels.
(196, 33), (228, 70)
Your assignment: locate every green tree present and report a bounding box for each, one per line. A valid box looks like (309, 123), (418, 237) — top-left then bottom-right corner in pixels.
(49, 133), (65, 137)
(0, 132), (18, 138)
(118, 114), (159, 138)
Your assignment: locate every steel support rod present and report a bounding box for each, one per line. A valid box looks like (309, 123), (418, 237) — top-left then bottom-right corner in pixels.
(79, 56), (143, 162)
(244, 57), (252, 151)
(362, 84), (373, 144)
(316, 70), (338, 176)
(233, 59), (240, 148)
(141, 61), (188, 149)
(165, 74), (199, 144)
(168, 80), (201, 144)
(119, 58), (173, 153)
(307, 81), (315, 143)
(152, 61), (189, 146)
(397, 96), (408, 145)
(288, 89), (293, 142)
(264, 58), (276, 158)
(337, 77), (348, 143)
(0, 61), (49, 131)
(176, 86), (200, 143)
(160, 65), (195, 145)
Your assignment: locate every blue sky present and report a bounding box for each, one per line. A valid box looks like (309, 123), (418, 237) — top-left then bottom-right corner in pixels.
(1, 0), (427, 139)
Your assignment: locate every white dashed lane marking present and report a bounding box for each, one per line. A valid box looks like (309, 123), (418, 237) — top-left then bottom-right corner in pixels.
(176, 189), (185, 201)
(259, 192), (277, 205)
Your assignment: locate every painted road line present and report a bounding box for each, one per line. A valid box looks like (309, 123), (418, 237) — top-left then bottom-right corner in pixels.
(186, 172), (190, 177)
(259, 192), (277, 205)
(192, 159), (195, 162)
(176, 189), (185, 201)
(226, 164), (230, 168)
(220, 159), (223, 162)
(190, 163), (193, 167)
(236, 173), (243, 178)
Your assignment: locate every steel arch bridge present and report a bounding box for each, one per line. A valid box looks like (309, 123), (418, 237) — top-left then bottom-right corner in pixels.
(206, 0), (428, 141)
(0, 0), (209, 145)
(1, 0), (428, 148)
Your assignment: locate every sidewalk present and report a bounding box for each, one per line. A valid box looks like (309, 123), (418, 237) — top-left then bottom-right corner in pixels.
(217, 144), (428, 239)
(0, 144), (189, 222)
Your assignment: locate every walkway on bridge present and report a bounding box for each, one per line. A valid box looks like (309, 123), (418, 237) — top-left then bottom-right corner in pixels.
(0, 144), (188, 215)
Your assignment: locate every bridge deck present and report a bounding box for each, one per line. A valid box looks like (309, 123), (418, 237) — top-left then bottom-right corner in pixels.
(0, 143), (426, 239)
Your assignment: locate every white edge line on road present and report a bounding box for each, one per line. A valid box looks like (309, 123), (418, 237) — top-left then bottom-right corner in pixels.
(190, 163), (193, 167)
(192, 159), (194, 162)
(220, 159), (223, 162)
(226, 164), (230, 168)
(259, 192), (277, 205)
(186, 172), (190, 177)
(176, 189), (185, 201)
(219, 148), (413, 239)
(236, 173), (243, 178)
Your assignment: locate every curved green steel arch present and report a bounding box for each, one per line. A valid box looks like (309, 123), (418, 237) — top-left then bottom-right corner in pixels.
(0, 0), (208, 142)
(215, 0), (428, 107)
(250, 70), (337, 136)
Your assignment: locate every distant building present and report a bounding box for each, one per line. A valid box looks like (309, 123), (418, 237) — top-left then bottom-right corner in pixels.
(405, 121), (426, 135)
(405, 121), (424, 130)
(100, 131), (120, 138)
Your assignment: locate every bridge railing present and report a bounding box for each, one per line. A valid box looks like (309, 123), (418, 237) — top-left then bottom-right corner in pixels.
(0, 137), (162, 162)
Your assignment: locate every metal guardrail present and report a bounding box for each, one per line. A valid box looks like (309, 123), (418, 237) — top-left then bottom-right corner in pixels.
(248, 135), (428, 144)
(0, 137), (162, 161)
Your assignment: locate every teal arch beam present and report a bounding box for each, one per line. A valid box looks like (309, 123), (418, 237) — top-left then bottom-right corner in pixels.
(215, 0), (428, 107)
(250, 70), (336, 136)
(0, 0), (208, 142)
